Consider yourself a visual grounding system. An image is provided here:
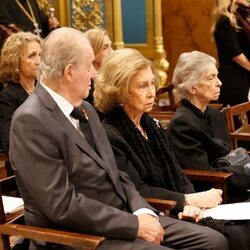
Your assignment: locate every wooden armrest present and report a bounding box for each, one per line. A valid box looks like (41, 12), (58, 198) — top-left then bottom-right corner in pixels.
(145, 198), (176, 215)
(183, 169), (233, 203)
(183, 169), (233, 183)
(0, 224), (105, 249)
(230, 132), (250, 141)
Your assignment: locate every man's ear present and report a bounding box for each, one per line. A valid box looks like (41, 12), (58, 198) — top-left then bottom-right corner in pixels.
(64, 64), (73, 81)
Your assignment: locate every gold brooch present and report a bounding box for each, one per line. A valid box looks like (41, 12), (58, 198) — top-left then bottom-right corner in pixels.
(81, 108), (88, 120)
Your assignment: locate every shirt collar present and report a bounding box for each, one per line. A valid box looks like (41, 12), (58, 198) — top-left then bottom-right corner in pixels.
(40, 82), (73, 117)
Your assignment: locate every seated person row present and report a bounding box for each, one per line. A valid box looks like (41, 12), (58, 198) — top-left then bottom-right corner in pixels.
(0, 32), (41, 176)
(9, 27), (228, 250)
(94, 48), (250, 250)
(167, 51), (250, 203)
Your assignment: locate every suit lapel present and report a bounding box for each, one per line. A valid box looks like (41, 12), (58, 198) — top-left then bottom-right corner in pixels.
(35, 84), (127, 202)
(79, 103), (127, 203)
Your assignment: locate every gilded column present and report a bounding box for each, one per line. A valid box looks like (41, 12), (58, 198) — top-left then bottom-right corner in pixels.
(112, 0), (124, 49)
(55, 0), (69, 27)
(153, 0), (169, 86)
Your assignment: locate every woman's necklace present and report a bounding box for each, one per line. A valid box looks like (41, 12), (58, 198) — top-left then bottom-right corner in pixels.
(141, 129), (148, 140)
(24, 88), (34, 95)
(26, 89), (34, 95)
(21, 83), (34, 95)
(15, 0), (41, 36)
(137, 125), (148, 140)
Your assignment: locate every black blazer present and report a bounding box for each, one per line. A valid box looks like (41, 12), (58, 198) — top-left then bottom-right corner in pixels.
(0, 82), (28, 154)
(167, 101), (250, 202)
(167, 103), (231, 171)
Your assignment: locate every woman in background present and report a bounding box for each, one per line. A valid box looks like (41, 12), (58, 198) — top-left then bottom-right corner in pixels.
(0, 32), (41, 176)
(211, 0), (250, 106)
(84, 28), (113, 106)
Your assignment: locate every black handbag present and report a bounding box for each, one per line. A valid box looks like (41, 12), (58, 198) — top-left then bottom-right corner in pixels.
(212, 147), (250, 168)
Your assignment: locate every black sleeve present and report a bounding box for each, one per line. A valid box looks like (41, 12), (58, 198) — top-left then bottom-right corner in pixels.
(112, 146), (185, 213)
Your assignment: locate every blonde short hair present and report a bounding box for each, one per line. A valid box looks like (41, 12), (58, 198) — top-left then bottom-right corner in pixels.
(0, 32), (41, 84)
(94, 48), (159, 113)
(84, 28), (107, 56)
(172, 51), (216, 101)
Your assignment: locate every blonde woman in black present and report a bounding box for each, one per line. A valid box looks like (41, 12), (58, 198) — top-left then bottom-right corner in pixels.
(211, 0), (250, 106)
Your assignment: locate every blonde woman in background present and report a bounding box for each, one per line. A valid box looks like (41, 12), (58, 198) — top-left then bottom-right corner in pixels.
(211, 0), (250, 106)
(0, 32), (41, 176)
(84, 28), (113, 107)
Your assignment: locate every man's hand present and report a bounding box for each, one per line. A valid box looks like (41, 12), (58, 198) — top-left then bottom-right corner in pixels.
(178, 205), (203, 222)
(186, 188), (222, 208)
(137, 214), (164, 245)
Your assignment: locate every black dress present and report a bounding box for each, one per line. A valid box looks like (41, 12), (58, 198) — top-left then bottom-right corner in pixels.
(167, 99), (250, 203)
(0, 82), (29, 176)
(214, 15), (250, 106)
(0, 0), (50, 38)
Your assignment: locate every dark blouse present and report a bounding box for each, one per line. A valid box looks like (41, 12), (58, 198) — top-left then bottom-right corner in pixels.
(167, 99), (231, 170)
(0, 82), (28, 154)
(167, 100), (250, 202)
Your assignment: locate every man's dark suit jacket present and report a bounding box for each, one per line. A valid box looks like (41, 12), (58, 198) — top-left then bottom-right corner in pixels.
(9, 83), (154, 241)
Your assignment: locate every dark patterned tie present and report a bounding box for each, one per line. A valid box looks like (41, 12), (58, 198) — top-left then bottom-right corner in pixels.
(70, 107), (96, 150)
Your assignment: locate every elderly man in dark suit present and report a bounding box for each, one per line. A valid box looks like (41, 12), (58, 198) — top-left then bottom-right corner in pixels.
(9, 27), (228, 250)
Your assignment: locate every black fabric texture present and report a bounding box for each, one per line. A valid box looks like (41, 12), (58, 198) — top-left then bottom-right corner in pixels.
(104, 106), (188, 193)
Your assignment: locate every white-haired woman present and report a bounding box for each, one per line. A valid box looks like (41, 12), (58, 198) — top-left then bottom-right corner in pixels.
(167, 51), (250, 204)
(211, 0), (250, 106)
